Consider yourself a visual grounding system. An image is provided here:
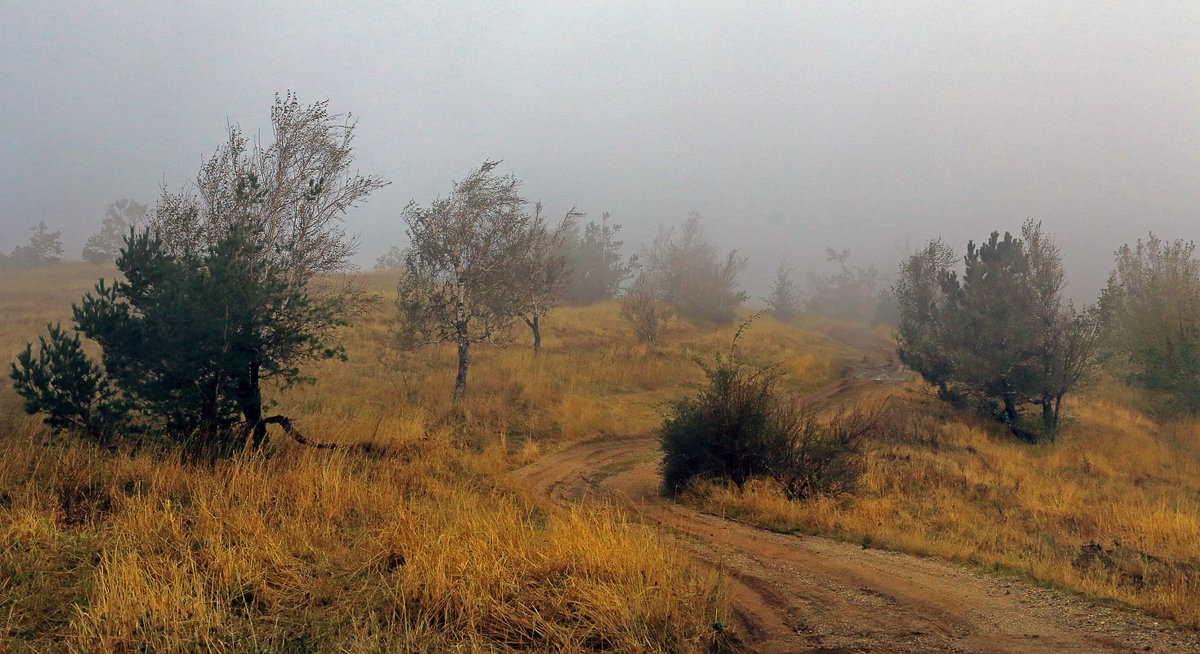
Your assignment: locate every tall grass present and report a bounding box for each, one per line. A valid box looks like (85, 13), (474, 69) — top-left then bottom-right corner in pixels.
(688, 382), (1200, 627)
(23, 263), (1193, 647)
(2, 265), (769, 652)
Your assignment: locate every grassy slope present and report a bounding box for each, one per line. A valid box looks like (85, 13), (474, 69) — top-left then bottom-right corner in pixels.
(0, 265), (841, 653)
(0, 266), (742, 652)
(688, 380), (1200, 627)
(4, 264), (1198, 650)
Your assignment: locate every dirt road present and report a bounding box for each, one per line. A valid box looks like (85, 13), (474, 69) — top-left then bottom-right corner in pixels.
(514, 327), (1200, 653)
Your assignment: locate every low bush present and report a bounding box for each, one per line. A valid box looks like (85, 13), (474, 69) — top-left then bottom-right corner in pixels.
(618, 276), (672, 344)
(659, 322), (877, 498)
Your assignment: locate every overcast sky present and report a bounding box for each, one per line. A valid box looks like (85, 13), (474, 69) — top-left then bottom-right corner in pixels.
(1, 1), (1196, 299)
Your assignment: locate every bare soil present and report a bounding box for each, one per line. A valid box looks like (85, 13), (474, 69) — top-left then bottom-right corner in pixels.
(513, 327), (1200, 653)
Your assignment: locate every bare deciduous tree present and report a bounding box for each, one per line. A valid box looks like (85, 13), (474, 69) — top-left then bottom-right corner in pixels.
(152, 92), (386, 282)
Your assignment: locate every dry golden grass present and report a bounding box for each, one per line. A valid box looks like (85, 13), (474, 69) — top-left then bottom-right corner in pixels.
(687, 382), (1200, 627)
(2, 264), (765, 653)
(22, 263), (1200, 646)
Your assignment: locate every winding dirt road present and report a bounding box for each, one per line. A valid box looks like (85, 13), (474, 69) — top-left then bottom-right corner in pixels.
(514, 327), (1200, 653)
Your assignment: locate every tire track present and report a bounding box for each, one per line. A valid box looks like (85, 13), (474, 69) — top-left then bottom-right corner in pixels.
(514, 327), (1200, 652)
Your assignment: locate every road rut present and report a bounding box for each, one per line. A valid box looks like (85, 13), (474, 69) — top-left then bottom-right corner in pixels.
(514, 328), (1200, 652)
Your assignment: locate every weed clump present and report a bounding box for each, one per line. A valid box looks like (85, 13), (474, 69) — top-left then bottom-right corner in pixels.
(659, 321), (876, 498)
(619, 275), (673, 344)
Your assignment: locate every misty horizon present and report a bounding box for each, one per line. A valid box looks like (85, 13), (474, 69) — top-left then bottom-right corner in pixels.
(2, 2), (1196, 303)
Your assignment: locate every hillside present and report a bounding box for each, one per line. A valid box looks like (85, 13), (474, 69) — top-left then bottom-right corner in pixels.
(2, 264), (1199, 652)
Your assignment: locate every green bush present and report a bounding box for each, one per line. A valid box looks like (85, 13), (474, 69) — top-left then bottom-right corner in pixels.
(659, 324), (877, 498)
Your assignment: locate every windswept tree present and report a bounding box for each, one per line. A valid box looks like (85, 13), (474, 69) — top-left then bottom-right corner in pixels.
(806, 248), (881, 321)
(12, 94), (385, 454)
(396, 161), (545, 399)
(1099, 234), (1200, 412)
(1, 221), (63, 269)
(895, 221), (1097, 439)
(561, 213), (636, 304)
(766, 262), (800, 322)
(516, 202), (578, 353)
(642, 213), (747, 323)
(83, 199), (149, 264)
(374, 245), (407, 271)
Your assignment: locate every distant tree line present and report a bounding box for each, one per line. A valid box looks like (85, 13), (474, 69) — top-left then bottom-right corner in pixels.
(0, 221), (63, 269)
(10, 91), (1199, 463)
(765, 248), (896, 325)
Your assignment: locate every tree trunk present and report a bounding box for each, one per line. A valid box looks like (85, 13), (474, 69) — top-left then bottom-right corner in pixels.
(196, 375), (222, 458)
(1041, 398), (1056, 434)
(454, 325), (470, 401)
(522, 314), (541, 354)
(240, 357), (268, 449)
(1002, 394), (1019, 428)
(1052, 392), (1067, 438)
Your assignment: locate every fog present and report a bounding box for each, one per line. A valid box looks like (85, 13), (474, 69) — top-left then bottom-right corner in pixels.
(2, 1), (1196, 302)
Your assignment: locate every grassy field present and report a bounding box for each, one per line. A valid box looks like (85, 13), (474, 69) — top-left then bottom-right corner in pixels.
(4, 263), (1199, 651)
(0, 264), (844, 653)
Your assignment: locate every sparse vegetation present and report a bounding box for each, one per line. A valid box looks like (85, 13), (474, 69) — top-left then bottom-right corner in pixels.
(1, 265), (736, 652)
(7, 252), (1200, 647)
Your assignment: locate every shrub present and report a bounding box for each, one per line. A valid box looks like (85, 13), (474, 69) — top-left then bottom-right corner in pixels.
(619, 276), (672, 344)
(659, 322), (876, 498)
(1099, 234), (1200, 413)
(641, 213), (747, 324)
